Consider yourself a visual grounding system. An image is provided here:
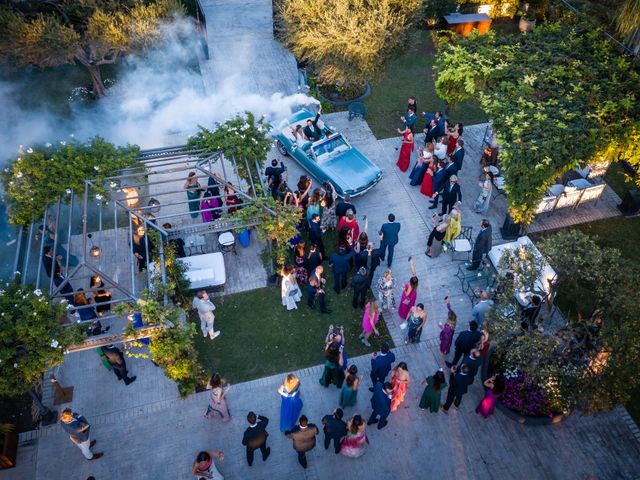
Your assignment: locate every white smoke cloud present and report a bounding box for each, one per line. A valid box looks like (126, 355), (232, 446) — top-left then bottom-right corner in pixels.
(0, 16), (319, 158)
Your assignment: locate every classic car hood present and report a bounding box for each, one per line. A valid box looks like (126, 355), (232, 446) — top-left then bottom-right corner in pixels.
(322, 149), (381, 193)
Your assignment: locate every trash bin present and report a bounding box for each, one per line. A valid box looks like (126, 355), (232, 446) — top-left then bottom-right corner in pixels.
(238, 229), (251, 248)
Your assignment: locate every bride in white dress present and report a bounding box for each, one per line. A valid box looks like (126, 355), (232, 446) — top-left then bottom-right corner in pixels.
(281, 265), (302, 310)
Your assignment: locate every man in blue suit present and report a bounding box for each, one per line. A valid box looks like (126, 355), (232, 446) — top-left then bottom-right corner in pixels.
(378, 213), (401, 267)
(430, 158), (459, 210)
(367, 381), (393, 429)
(422, 110), (445, 138)
(451, 139), (465, 171)
(329, 245), (353, 294)
(369, 341), (395, 388)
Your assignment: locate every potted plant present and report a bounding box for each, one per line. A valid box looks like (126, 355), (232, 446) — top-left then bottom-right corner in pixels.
(0, 424), (18, 469)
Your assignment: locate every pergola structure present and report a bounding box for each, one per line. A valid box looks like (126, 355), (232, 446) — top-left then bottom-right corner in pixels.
(12, 145), (270, 350)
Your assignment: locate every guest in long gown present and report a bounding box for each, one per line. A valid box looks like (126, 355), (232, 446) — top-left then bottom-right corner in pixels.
(446, 122), (463, 156)
(474, 171), (494, 215)
(205, 373), (231, 421)
(438, 299), (457, 356)
(224, 185), (241, 214)
(339, 365), (364, 409)
(443, 207), (462, 247)
(200, 190), (220, 223)
(281, 265), (302, 310)
(420, 155), (437, 197)
(405, 303), (427, 345)
(476, 374), (505, 418)
(353, 217), (369, 269)
(376, 270), (396, 311)
(390, 362), (411, 412)
(359, 300), (380, 347)
(306, 189), (322, 227)
(294, 242), (308, 285)
(320, 182), (338, 231)
(398, 257), (418, 320)
(319, 342), (345, 388)
(419, 370), (447, 413)
(337, 211), (360, 247)
(395, 126), (414, 172)
(339, 415), (368, 458)
(279, 374), (303, 432)
(409, 145), (432, 186)
(184, 171), (203, 219)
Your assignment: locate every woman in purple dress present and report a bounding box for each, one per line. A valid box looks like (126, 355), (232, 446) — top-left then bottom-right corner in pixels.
(398, 257), (418, 321)
(438, 297), (457, 356)
(476, 374), (505, 419)
(200, 191), (220, 223)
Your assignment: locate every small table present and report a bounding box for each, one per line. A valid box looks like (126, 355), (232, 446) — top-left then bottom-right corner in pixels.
(185, 234), (206, 256)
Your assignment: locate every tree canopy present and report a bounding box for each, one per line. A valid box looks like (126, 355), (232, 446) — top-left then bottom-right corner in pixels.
(278, 0), (420, 85)
(0, 0), (185, 96)
(434, 23), (640, 223)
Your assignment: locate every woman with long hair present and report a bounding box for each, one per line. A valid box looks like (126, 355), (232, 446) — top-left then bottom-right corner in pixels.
(405, 303), (427, 345)
(294, 242), (308, 285)
(390, 362), (411, 412)
(281, 265), (302, 310)
(438, 298), (457, 356)
(205, 373), (231, 422)
(376, 270), (396, 311)
(474, 171), (494, 215)
(446, 122), (463, 156)
(353, 217), (369, 269)
(191, 450), (224, 479)
(278, 373), (303, 432)
(184, 171), (203, 219)
(306, 188), (322, 227)
(476, 374), (505, 419)
(339, 414), (368, 458)
(419, 369), (447, 413)
(398, 257), (418, 320)
(319, 341), (345, 388)
(359, 300), (380, 347)
(339, 365), (364, 409)
(396, 125), (414, 172)
(320, 182), (338, 231)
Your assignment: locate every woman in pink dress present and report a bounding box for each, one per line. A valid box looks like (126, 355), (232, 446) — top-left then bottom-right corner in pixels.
(395, 126), (414, 172)
(476, 374), (505, 418)
(438, 297), (457, 355)
(398, 257), (418, 320)
(200, 191), (220, 223)
(359, 301), (380, 347)
(390, 362), (411, 412)
(339, 415), (368, 458)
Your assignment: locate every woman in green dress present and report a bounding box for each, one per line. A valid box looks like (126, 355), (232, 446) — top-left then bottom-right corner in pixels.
(339, 365), (364, 408)
(319, 342), (344, 388)
(419, 369), (446, 413)
(184, 171), (203, 219)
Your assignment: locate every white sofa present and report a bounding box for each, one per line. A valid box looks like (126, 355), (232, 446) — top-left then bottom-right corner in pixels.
(181, 252), (226, 289)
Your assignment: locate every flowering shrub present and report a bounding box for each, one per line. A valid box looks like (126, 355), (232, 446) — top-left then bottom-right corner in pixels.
(0, 137), (141, 225)
(186, 112), (272, 185)
(501, 371), (555, 417)
(0, 279), (84, 397)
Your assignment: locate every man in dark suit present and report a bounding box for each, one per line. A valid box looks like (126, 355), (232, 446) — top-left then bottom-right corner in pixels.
(285, 415), (319, 469)
(42, 246), (74, 302)
(330, 245), (353, 294)
(303, 105), (323, 141)
(162, 223), (186, 258)
(307, 266), (331, 314)
(242, 411), (271, 466)
(265, 159), (286, 199)
(367, 381), (393, 429)
(467, 219), (492, 270)
(451, 139), (465, 171)
(335, 195), (356, 220)
(351, 266), (369, 309)
(429, 161), (447, 209)
(308, 214), (325, 258)
(306, 243), (323, 272)
(321, 408), (347, 454)
(422, 110), (445, 138)
(442, 364), (475, 412)
(440, 175), (462, 215)
(102, 345), (137, 385)
(424, 119), (439, 145)
(364, 243), (382, 286)
(459, 348), (483, 382)
(369, 341), (395, 388)
(378, 213), (401, 267)
(446, 321), (481, 368)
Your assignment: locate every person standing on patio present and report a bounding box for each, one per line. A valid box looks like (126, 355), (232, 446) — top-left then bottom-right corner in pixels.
(191, 450), (224, 480)
(396, 125), (414, 172)
(285, 415), (319, 469)
(339, 415), (369, 458)
(281, 265), (302, 310)
(441, 364), (474, 413)
(351, 266), (369, 310)
(205, 373), (231, 421)
(184, 171), (203, 219)
(405, 303), (427, 345)
(340, 365), (364, 408)
(369, 342), (395, 388)
(242, 411), (271, 466)
(379, 213), (401, 268)
(467, 219), (493, 270)
(192, 291), (220, 340)
(279, 374), (303, 432)
(471, 290), (494, 329)
(398, 257), (418, 320)
(376, 269), (397, 311)
(59, 408), (103, 461)
(474, 171), (494, 215)
(446, 321), (481, 368)
(441, 175), (462, 216)
(359, 300), (380, 347)
(419, 369), (447, 413)
(438, 299), (457, 356)
(307, 265), (331, 314)
(321, 408), (347, 454)
(102, 344), (137, 385)
(476, 374), (505, 419)
(330, 245), (354, 295)
(309, 214), (326, 259)
(390, 362), (411, 412)
(367, 381), (393, 429)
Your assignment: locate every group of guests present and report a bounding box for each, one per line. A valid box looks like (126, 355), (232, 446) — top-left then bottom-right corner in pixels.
(184, 171), (242, 223)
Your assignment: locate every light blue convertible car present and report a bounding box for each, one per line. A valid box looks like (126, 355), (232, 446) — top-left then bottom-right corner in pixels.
(274, 109), (382, 197)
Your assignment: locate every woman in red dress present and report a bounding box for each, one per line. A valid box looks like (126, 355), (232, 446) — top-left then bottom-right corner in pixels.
(420, 146), (436, 197)
(396, 126), (414, 172)
(446, 122), (463, 156)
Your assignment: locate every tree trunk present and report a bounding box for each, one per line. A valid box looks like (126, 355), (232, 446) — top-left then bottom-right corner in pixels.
(85, 63), (107, 98)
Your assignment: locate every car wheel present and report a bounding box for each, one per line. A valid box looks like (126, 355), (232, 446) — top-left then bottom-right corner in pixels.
(276, 140), (289, 156)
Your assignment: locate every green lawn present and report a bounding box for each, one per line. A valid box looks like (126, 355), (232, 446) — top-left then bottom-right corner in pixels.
(364, 29), (488, 139)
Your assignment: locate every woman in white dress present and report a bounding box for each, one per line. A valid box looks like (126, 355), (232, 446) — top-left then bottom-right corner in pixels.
(434, 136), (448, 161)
(281, 265), (302, 310)
(474, 171), (494, 214)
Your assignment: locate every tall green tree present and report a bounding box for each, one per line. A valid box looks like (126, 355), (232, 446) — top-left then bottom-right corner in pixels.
(278, 0), (420, 85)
(0, 0), (185, 97)
(435, 24), (640, 223)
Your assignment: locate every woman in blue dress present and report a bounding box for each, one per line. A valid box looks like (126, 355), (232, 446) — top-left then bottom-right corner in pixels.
(278, 373), (303, 432)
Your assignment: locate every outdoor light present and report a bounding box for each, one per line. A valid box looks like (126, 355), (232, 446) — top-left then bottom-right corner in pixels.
(148, 198), (161, 214)
(88, 233), (102, 258)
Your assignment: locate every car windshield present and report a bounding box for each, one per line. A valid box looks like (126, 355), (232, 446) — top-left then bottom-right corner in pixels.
(312, 135), (350, 163)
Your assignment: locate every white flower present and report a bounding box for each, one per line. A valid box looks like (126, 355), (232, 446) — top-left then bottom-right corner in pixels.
(95, 194), (103, 200)
(109, 181), (117, 188)
(65, 188), (72, 195)
(51, 339), (59, 348)
(76, 319), (81, 323)
(26, 148), (33, 153)
(13, 363), (18, 368)
(16, 171), (23, 178)
(60, 141), (66, 146)
(94, 166), (100, 171)
(34, 288), (43, 297)
(33, 312), (37, 316)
